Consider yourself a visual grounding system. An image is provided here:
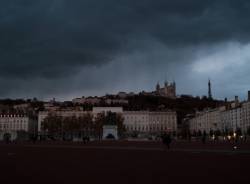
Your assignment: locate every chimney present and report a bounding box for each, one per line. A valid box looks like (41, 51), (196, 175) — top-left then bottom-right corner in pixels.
(248, 91), (250, 101)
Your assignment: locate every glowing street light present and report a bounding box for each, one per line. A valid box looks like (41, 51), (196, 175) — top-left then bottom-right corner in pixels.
(233, 132), (237, 137)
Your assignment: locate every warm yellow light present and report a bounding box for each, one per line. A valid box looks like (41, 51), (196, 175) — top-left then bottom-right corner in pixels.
(233, 133), (237, 137)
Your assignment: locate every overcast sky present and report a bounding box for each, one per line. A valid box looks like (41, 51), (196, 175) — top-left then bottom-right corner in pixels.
(0, 0), (250, 101)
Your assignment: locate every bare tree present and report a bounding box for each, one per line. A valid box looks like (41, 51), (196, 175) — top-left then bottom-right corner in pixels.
(94, 112), (105, 140)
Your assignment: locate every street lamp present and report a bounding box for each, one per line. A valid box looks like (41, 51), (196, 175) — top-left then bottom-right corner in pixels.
(233, 132), (237, 138)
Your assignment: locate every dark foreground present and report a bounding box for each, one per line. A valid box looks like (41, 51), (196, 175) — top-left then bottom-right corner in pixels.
(1, 141), (250, 184)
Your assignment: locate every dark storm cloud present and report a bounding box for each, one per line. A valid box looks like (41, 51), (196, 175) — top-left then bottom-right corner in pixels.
(0, 0), (250, 99)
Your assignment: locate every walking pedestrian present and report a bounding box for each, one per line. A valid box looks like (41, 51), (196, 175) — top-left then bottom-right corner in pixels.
(162, 133), (172, 149)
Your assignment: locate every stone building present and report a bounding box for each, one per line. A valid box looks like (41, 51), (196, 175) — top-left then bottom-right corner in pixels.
(189, 108), (221, 134)
(220, 99), (250, 134)
(0, 114), (36, 141)
(123, 111), (177, 134)
(242, 101), (250, 133)
(189, 92), (250, 135)
(72, 97), (101, 105)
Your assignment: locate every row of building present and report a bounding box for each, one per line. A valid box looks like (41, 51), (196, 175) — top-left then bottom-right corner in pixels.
(38, 107), (177, 134)
(72, 97), (129, 105)
(188, 93), (250, 135)
(0, 107), (177, 140)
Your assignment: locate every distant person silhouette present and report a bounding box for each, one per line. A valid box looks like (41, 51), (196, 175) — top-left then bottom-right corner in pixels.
(202, 131), (206, 144)
(162, 133), (172, 149)
(82, 136), (90, 144)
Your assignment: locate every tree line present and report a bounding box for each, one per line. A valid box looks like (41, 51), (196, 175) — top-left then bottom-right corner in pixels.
(41, 111), (125, 140)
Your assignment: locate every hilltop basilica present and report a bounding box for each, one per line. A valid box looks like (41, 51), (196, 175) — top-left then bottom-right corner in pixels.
(154, 81), (176, 98)
(141, 81), (176, 98)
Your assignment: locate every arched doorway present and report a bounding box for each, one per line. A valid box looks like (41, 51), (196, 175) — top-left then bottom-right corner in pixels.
(102, 125), (118, 140)
(106, 133), (115, 139)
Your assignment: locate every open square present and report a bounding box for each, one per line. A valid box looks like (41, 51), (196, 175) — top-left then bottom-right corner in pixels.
(1, 141), (250, 184)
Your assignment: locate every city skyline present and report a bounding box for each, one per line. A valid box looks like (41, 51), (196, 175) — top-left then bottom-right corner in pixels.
(0, 79), (249, 102)
(0, 1), (250, 101)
